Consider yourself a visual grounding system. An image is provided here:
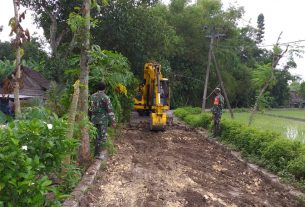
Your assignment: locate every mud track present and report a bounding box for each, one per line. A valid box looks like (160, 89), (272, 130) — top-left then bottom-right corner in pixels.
(82, 124), (302, 207)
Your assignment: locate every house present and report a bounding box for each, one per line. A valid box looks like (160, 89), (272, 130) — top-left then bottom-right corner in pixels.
(0, 65), (50, 99)
(289, 90), (302, 108)
(0, 66), (50, 114)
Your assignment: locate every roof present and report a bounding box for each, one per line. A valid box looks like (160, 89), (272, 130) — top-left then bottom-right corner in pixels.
(0, 66), (50, 97)
(21, 66), (50, 89)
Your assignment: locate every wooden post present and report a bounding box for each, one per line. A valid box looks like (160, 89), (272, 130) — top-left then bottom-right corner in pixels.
(211, 50), (234, 119)
(202, 37), (214, 112)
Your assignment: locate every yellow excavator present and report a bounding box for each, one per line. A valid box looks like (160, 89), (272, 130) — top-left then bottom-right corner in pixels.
(132, 62), (172, 130)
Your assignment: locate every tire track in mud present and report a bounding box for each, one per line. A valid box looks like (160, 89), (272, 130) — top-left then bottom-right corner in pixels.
(82, 125), (302, 207)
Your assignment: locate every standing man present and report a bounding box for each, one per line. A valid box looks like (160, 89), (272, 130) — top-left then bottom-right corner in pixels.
(212, 87), (224, 137)
(89, 82), (116, 159)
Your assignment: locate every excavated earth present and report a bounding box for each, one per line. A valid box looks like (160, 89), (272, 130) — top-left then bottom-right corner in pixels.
(81, 123), (303, 207)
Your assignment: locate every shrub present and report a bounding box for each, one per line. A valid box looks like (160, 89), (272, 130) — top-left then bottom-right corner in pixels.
(175, 108), (212, 128)
(0, 127), (57, 206)
(0, 107), (80, 206)
(174, 108), (189, 119)
(184, 107), (202, 114)
(184, 114), (202, 127)
(262, 139), (305, 171)
(287, 156), (305, 179)
(220, 119), (279, 157)
(12, 108), (79, 173)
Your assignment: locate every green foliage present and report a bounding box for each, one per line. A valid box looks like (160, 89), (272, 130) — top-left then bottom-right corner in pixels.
(89, 45), (137, 122)
(19, 0), (300, 109)
(15, 107), (79, 172)
(174, 107), (212, 128)
(0, 107), (79, 206)
(287, 156), (305, 179)
(58, 164), (82, 193)
(174, 108), (190, 119)
(68, 12), (86, 33)
(256, 13), (265, 44)
(262, 139), (305, 170)
(45, 81), (71, 117)
(257, 92), (274, 110)
(299, 82), (305, 99)
(0, 60), (14, 80)
(251, 63), (273, 89)
(289, 81), (300, 91)
(270, 69), (293, 107)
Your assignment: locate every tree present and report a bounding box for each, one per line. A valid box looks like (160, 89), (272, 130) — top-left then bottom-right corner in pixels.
(0, 41), (15, 61)
(256, 13), (265, 44)
(92, 0), (179, 77)
(20, 0), (82, 54)
(78, 0), (91, 165)
(249, 33), (289, 125)
(270, 69), (293, 107)
(11, 0), (30, 115)
(300, 81), (305, 99)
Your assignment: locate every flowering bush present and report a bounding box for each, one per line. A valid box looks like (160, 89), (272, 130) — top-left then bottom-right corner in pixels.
(0, 107), (79, 206)
(115, 83), (128, 96)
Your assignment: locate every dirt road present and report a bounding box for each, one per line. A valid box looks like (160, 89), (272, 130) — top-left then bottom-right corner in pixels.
(82, 123), (302, 207)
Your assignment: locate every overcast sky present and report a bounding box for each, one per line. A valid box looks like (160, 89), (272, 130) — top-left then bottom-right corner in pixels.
(222, 0), (305, 80)
(1, 0), (304, 80)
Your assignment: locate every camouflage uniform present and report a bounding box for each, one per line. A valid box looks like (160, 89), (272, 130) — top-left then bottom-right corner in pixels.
(89, 91), (115, 156)
(212, 94), (224, 137)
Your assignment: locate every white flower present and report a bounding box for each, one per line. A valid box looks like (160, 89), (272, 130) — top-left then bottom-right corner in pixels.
(47, 124), (53, 130)
(21, 145), (28, 151)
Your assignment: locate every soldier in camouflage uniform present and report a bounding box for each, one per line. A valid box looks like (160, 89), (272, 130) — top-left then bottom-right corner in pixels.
(89, 82), (116, 159)
(212, 88), (224, 137)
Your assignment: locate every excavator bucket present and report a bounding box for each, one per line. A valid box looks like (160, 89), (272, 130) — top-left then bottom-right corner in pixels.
(129, 110), (173, 130)
(129, 111), (150, 128)
(150, 112), (166, 131)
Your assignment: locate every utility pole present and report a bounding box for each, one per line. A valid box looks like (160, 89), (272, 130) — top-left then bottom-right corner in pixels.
(212, 50), (234, 119)
(201, 27), (225, 112)
(202, 36), (213, 112)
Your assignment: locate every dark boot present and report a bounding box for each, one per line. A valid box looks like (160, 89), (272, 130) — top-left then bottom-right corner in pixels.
(94, 140), (101, 157)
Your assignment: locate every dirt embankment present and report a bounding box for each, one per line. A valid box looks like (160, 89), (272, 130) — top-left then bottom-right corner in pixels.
(82, 124), (303, 207)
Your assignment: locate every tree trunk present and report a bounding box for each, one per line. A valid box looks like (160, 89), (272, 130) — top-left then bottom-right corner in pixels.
(248, 75), (274, 126)
(78, 0), (91, 165)
(44, 8), (67, 55)
(12, 0), (21, 115)
(64, 80), (80, 165)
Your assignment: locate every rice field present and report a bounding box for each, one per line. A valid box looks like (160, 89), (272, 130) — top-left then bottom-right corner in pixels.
(263, 109), (305, 120)
(222, 110), (305, 142)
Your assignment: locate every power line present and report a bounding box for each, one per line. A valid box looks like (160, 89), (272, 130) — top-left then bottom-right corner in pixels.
(170, 72), (204, 83)
(212, 39), (305, 51)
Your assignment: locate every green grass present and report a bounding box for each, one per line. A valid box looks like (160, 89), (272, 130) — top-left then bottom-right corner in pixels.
(222, 112), (305, 142)
(264, 109), (305, 120)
